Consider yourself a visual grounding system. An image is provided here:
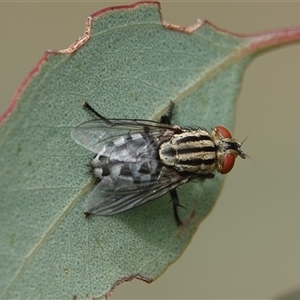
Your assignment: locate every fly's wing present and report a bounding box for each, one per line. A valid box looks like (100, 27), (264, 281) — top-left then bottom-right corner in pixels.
(71, 118), (181, 153)
(83, 167), (190, 216)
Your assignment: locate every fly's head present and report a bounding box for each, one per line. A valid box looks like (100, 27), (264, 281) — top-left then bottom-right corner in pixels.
(211, 126), (247, 174)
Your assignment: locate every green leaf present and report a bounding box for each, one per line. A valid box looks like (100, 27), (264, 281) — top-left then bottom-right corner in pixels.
(1, 2), (300, 299)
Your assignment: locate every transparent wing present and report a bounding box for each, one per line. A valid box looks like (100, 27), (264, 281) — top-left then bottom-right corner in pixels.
(71, 118), (181, 153)
(83, 167), (190, 216)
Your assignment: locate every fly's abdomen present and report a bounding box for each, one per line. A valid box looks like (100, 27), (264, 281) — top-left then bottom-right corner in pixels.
(159, 130), (217, 174)
(90, 132), (161, 183)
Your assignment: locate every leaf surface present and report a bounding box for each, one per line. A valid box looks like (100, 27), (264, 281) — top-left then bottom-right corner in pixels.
(1, 2), (300, 299)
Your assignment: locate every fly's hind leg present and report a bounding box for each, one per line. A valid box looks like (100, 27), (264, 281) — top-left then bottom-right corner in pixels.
(160, 101), (175, 124)
(169, 188), (185, 226)
(82, 101), (112, 125)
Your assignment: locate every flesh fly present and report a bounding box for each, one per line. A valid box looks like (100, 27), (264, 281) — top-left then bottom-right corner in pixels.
(71, 102), (246, 225)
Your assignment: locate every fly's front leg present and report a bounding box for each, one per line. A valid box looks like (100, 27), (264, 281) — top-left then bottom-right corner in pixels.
(199, 173), (215, 180)
(169, 188), (185, 226)
(160, 101), (175, 124)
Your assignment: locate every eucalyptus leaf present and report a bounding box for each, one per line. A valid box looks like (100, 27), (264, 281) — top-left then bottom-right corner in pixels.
(1, 2), (300, 299)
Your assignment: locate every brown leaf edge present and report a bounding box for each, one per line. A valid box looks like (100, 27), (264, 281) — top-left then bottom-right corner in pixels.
(2, 1), (300, 128)
(1, 2), (300, 299)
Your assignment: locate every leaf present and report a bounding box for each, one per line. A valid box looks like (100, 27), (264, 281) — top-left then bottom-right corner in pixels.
(277, 288), (300, 300)
(1, 2), (300, 299)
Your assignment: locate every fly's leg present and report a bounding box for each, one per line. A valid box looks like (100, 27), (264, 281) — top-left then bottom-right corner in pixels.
(169, 188), (185, 226)
(199, 173), (215, 180)
(82, 101), (113, 125)
(169, 174), (214, 226)
(166, 101), (175, 122)
(159, 101), (174, 124)
(160, 102), (184, 226)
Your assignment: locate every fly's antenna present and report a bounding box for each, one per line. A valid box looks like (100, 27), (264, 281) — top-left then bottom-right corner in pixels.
(237, 135), (255, 163)
(240, 135), (248, 146)
(237, 136), (248, 159)
(240, 150), (255, 164)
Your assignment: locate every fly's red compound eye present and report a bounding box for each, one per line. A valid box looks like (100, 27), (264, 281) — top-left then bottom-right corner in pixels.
(220, 153), (236, 174)
(215, 126), (232, 139)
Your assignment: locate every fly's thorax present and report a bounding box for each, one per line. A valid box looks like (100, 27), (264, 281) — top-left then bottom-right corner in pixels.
(210, 126), (245, 174)
(159, 129), (217, 174)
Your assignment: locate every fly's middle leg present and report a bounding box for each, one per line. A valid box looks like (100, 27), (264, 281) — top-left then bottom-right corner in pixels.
(160, 101), (174, 124)
(169, 188), (185, 226)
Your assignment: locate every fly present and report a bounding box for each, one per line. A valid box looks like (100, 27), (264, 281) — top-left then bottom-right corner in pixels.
(71, 101), (246, 226)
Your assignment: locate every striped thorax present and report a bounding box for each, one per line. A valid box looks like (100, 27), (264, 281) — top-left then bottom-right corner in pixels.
(159, 126), (246, 175)
(159, 129), (216, 174)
